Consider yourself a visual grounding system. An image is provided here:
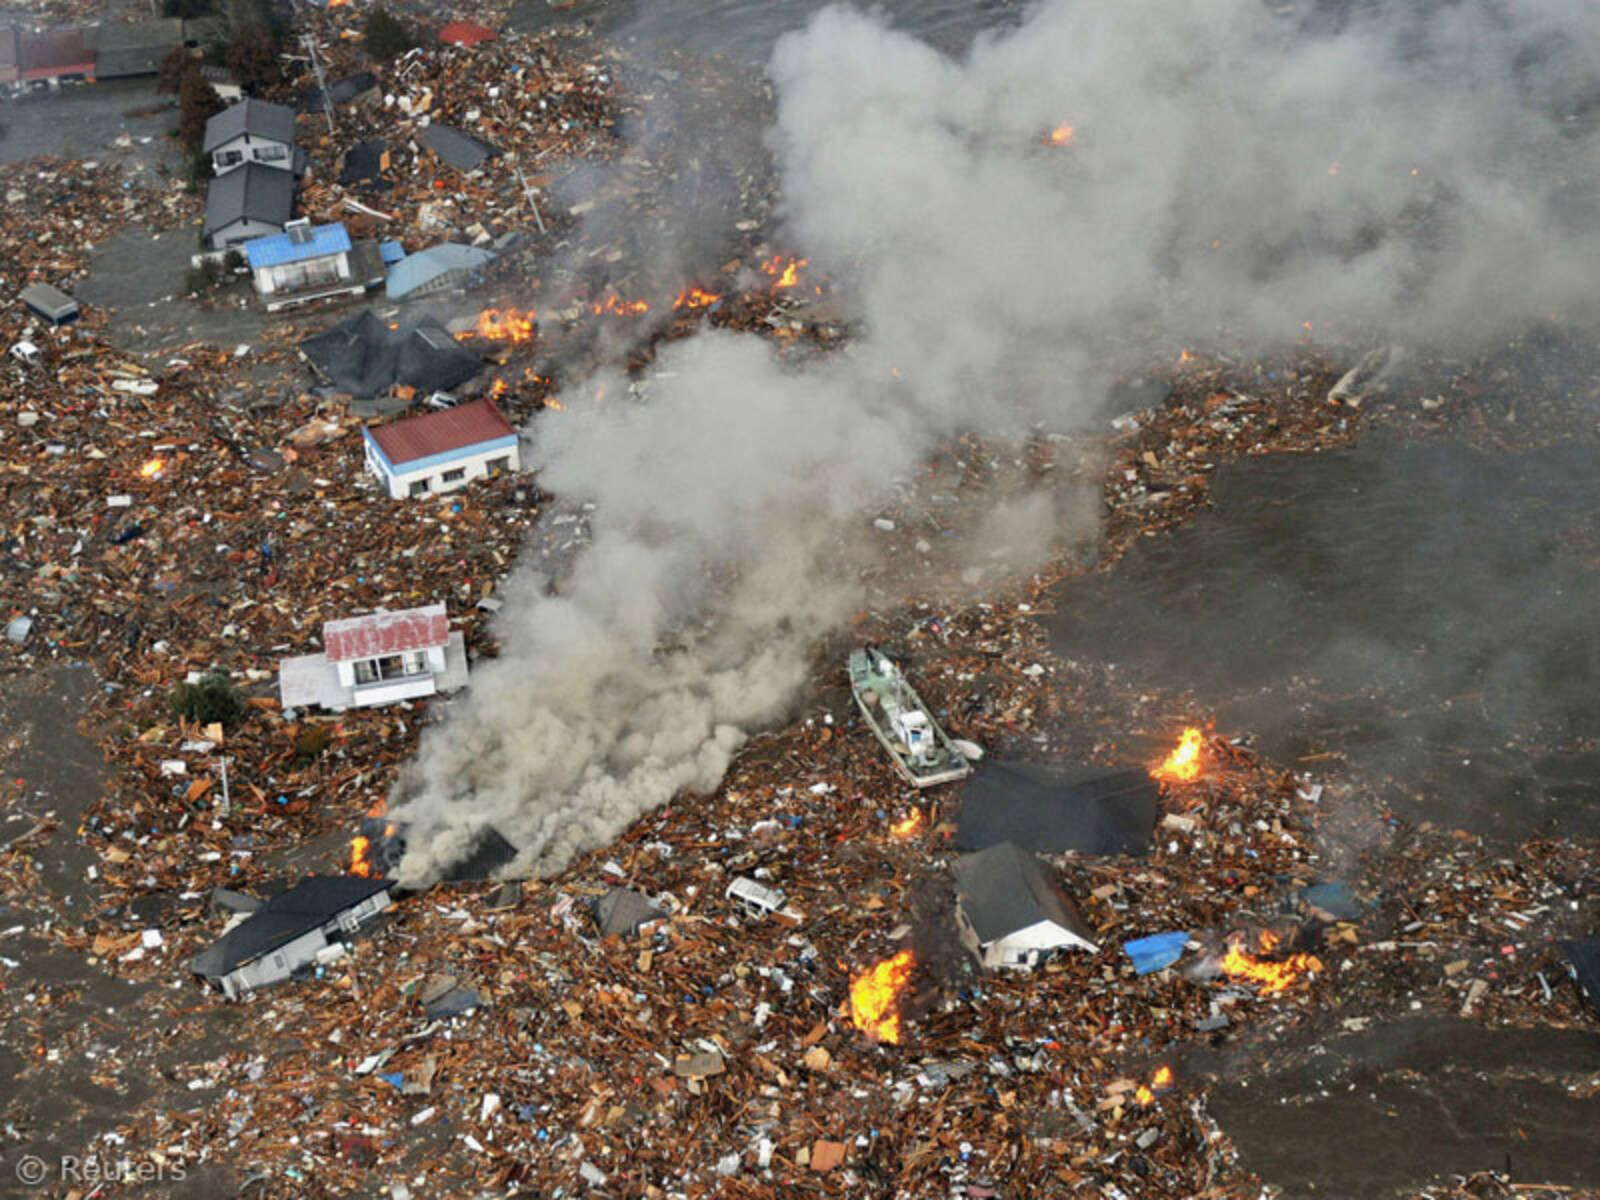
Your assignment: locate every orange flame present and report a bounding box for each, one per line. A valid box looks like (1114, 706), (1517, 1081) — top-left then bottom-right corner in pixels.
(849, 949), (915, 1043)
(349, 835), (373, 877)
(1045, 123), (1075, 146)
(759, 255), (808, 290)
(1135, 1064), (1174, 1106)
(490, 378), (508, 399)
(890, 810), (924, 839)
(1178, 348), (1194, 363)
(459, 307), (536, 343)
(1221, 931), (1322, 995)
(672, 285), (721, 311)
(139, 458), (165, 479)
(592, 294), (650, 316)
(1152, 727), (1205, 784)
(544, 397), (565, 412)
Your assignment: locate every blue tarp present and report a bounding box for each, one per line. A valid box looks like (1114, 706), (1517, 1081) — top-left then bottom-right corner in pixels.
(1123, 931), (1189, 975)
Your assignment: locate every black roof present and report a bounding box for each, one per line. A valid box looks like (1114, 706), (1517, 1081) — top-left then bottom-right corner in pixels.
(1565, 938), (1600, 1009)
(340, 138), (389, 189)
(203, 162), (294, 236)
(591, 888), (664, 937)
(953, 841), (1094, 945)
(190, 875), (390, 980)
(301, 71), (378, 113)
(421, 123), (500, 172)
(952, 761), (1157, 856)
(203, 98), (297, 154)
(300, 311), (482, 398)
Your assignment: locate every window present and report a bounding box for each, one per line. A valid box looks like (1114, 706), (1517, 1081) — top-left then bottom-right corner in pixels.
(441, 468), (466, 484)
(485, 457), (510, 476)
(217, 150), (243, 167)
(354, 652), (430, 686)
(409, 479), (430, 497)
(254, 144), (287, 163)
(272, 953), (286, 968)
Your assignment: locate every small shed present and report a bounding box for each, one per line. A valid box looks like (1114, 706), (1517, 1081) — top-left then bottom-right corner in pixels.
(954, 841), (1098, 970)
(362, 397), (519, 500)
(385, 243), (497, 299)
(20, 282), (79, 325)
(438, 20), (497, 46)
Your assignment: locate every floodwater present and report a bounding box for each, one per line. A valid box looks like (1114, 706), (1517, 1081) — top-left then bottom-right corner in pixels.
(1048, 433), (1600, 840)
(0, 76), (176, 179)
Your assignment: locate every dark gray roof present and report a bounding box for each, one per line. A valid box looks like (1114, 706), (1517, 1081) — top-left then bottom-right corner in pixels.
(420, 123), (500, 172)
(954, 841), (1093, 945)
(301, 71), (378, 114)
(1565, 938), (1600, 1009)
(190, 875), (390, 979)
(340, 138), (389, 188)
(203, 162), (294, 236)
(83, 17), (185, 52)
(300, 311), (483, 398)
(203, 97), (298, 154)
(952, 762), (1157, 856)
(591, 888), (664, 937)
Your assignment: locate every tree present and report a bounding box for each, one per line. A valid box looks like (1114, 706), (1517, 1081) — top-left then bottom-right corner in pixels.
(364, 6), (420, 61)
(156, 45), (191, 94)
(169, 672), (247, 727)
(177, 67), (224, 153)
(226, 24), (281, 93)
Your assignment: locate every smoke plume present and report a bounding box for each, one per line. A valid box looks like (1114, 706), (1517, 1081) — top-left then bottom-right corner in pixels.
(392, 0), (1600, 883)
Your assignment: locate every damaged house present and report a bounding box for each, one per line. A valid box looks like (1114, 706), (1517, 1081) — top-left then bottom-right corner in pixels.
(362, 396), (519, 500)
(190, 875), (392, 1000)
(954, 841), (1098, 970)
(278, 601), (468, 711)
(299, 311), (484, 399)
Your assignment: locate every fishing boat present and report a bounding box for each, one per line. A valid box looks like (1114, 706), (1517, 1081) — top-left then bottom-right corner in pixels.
(848, 647), (972, 787)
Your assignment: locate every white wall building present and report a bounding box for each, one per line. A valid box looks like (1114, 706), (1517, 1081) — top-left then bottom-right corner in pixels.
(362, 397), (519, 500)
(954, 841), (1099, 970)
(278, 602), (469, 712)
(203, 97), (297, 176)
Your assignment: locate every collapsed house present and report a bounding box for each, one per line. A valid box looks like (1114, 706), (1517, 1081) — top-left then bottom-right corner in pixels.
(299, 311), (484, 399)
(83, 18), (185, 79)
(421, 123), (501, 174)
(340, 138), (390, 190)
(952, 761), (1157, 855)
(1565, 938), (1600, 1010)
(278, 601), (468, 711)
(190, 875), (393, 1000)
(590, 889), (666, 938)
(353, 817), (519, 883)
(362, 397), (519, 500)
(954, 841), (1099, 970)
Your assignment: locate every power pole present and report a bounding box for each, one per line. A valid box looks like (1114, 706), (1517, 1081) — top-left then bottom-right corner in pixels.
(302, 33), (336, 140)
(516, 165), (547, 235)
(217, 756), (231, 817)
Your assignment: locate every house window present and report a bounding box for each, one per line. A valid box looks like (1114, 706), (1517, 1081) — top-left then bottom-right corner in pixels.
(354, 652), (430, 686)
(441, 468), (466, 484)
(217, 150), (243, 167)
(254, 144), (287, 163)
(409, 479), (430, 497)
(485, 457), (510, 476)
(272, 953), (286, 968)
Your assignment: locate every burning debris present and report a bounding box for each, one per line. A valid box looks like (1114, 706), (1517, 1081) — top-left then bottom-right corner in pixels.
(1152, 726), (1206, 785)
(672, 285), (722, 311)
(848, 949), (915, 1043)
(458, 307), (537, 344)
(1219, 930), (1323, 995)
(591, 293), (651, 316)
(889, 809), (925, 839)
(758, 253), (808, 290)
(1044, 122), (1075, 147)
(1135, 1064), (1175, 1106)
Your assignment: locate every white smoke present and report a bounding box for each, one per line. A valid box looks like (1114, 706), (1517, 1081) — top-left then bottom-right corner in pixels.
(392, 0), (1600, 883)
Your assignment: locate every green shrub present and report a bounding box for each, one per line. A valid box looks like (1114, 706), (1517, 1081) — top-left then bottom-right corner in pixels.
(291, 724), (332, 768)
(364, 6), (420, 60)
(170, 672), (247, 728)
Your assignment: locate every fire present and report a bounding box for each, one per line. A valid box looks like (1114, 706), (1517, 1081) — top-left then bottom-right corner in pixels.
(349, 834), (373, 877)
(1221, 930), (1323, 995)
(849, 949), (915, 1043)
(672, 285), (722, 311)
(759, 254), (808, 290)
(1135, 1064), (1174, 1106)
(490, 378), (508, 399)
(1178, 348), (1194, 363)
(591, 294), (650, 316)
(544, 397), (565, 412)
(460, 307), (536, 343)
(1045, 122), (1075, 146)
(139, 458), (165, 479)
(1152, 727), (1205, 784)
(890, 810), (924, 839)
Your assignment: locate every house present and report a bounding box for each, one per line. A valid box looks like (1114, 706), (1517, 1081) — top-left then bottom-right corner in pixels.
(952, 761), (1157, 856)
(278, 602), (469, 711)
(421, 122), (501, 173)
(204, 97), (297, 176)
(203, 161), (294, 252)
(299, 311), (484, 399)
(953, 841), (1098, 970)
(19, 283), (79, 326)
(340, 137), (390, 189)
(591, 888), (665, 938)
(189, 875), (392, 1000)
(83, 18), (186, 79)
(199, 64), (242, 101)
(363, 397), (518, 500)
(244, 220), (384, 312)
(385, 243), (497, 299)
(16, 28), (94, 86)
(438, 20), (497, 46)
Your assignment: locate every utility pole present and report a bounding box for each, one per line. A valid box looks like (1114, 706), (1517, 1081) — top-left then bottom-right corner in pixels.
(302, 34), (336, 140)
(217, 755), (231, 817)
(516, 165), (547, 235)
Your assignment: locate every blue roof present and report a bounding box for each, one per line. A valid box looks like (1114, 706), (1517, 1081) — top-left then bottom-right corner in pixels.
(379, 240), (407, 265)
(244, 223), (352, 269)
(385, 242), (496, 298)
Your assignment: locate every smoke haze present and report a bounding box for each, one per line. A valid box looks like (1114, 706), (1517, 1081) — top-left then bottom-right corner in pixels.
(391, 0), (1600, 883)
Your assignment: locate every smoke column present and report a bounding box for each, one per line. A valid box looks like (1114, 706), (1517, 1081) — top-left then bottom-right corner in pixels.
(391, 0), (1600, 883)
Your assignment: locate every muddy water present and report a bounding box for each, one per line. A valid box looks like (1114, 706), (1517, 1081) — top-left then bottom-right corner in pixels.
(0, 77), (176, 179)
(1048, 434), (1600, 839)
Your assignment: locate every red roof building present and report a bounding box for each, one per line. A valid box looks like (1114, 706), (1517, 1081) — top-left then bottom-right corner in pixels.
(366, 397), (515, 467)
(323, 603), (449, 664)
(438, 20), (497, 46)
(18, 28), (94, 81)
(0, 27), (21, 84)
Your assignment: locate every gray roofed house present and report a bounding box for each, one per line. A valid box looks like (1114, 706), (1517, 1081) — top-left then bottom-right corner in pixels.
(953, 841), (1098, 970)
(83, 18), (186, 78)
(204, 98), (298, 176)
(20, 282), (79, 325)
(590, 888), (665, 938)
(191, 875), (392, 1000)
(385, 242), (497, 299)
(420, 123), (500, 172)
(203, 161), (294, 250)
(952, 761), (1157, 856)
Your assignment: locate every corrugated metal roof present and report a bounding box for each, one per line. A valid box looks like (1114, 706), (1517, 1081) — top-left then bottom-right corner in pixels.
(367, 397), (514, 466)
(244, 222), (351, 269)
(323, 603), (448, 663)
(384, 242), (496, 298)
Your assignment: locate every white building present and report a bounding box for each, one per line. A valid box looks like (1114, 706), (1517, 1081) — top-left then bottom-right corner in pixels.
(278, 602), (469, 711)
(362, 397), (519, 500)
(954, 841), (1099, 970)
(203, 97), (297, 176)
